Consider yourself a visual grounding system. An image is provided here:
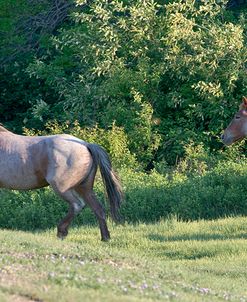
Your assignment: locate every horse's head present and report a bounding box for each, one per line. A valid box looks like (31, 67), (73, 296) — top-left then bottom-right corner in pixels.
(221, 96), (247, 146)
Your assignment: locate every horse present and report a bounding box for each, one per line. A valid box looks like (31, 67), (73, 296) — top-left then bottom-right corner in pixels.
(0, 125), (122, 241)
(221, 96), (247, 146)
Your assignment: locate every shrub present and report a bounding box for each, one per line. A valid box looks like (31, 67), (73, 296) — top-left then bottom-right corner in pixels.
(121, 160), (247, 222)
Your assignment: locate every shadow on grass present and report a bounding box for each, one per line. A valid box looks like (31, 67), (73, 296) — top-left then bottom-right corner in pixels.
(147, 232), (247, 243)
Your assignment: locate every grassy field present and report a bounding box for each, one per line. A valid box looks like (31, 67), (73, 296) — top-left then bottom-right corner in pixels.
(0, 217), (246, 302)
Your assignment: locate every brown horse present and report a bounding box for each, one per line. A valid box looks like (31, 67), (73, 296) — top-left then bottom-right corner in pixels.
(0, 125), (122, 240)
(221, 96), (247, 146)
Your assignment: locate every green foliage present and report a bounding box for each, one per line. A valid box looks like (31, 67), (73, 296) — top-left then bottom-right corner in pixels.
(0, 189), (66, 230)
(25, 0), (247, 165)
(121, 160), (247, 222)
(0, 0), (247, 164)
(170, 142), (211, 176)
(0, 0), (61, 132)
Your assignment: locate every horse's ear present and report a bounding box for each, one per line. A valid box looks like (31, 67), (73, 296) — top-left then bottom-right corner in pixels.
(242, 96), (247, 107)
(239, 96), (247, 110)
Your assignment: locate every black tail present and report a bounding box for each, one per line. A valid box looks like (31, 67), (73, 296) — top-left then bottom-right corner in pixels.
(86, 143), (123, 222)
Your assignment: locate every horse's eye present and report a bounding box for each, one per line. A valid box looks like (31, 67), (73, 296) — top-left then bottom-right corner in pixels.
(235, 116), (241, 119)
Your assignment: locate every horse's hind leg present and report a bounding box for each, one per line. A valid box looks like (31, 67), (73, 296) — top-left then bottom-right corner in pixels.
(51, 188), (86, 239)
(75, 185), (110, 241)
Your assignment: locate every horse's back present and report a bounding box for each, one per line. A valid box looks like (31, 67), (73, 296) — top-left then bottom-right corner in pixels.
(0, 133), (92, 191)
(0, 133), (48, 189)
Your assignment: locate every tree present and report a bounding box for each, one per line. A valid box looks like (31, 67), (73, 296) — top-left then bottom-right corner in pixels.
(27, 0), (246, 165)
(0, 0), (74, 131)
(227, 0), (247, 8)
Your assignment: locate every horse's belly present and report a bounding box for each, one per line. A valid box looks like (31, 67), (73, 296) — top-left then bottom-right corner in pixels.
(1, 178), (47, 190)
(0, 166), (48, 190)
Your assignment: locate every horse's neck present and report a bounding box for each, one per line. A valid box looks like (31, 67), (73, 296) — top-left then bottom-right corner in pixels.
(0, 125), (12, 133)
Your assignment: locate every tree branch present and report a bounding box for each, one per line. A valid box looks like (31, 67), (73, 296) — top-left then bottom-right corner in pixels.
(1, 0), (75, 65)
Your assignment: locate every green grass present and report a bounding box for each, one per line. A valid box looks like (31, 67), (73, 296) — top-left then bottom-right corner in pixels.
(0, 217), (246, 302)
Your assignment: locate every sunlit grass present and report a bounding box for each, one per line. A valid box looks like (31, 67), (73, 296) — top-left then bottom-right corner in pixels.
(0, 217), (246, 301)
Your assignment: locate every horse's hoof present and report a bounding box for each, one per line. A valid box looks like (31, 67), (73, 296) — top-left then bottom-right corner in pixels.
(57, 232), (67, 240)
(101, 236), (110, 242)
(57, 236), (65, 240)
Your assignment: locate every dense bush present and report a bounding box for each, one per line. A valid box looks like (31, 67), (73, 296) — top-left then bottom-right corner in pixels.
(121, 160), (247, 222)
(0, 188), (96, 231)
